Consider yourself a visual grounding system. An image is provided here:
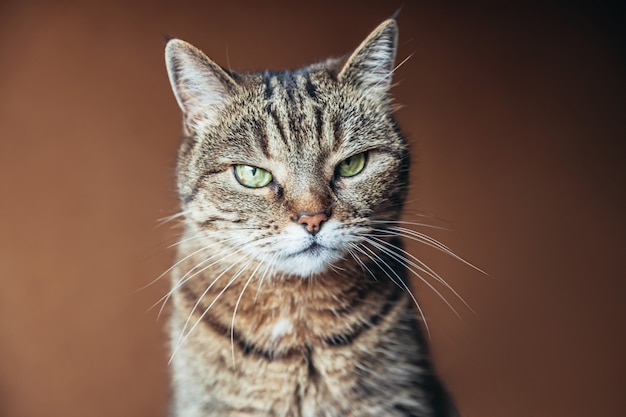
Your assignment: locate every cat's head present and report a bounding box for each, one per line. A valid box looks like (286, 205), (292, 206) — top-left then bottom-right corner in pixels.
(165, 19), (409, 278)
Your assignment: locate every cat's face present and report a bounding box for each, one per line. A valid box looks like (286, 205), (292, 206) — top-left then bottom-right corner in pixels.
(166, 19), (408, 277)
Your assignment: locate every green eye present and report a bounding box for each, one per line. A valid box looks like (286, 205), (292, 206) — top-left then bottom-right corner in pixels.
(337, 152), (367, 177)
(234, 165), (273, 188)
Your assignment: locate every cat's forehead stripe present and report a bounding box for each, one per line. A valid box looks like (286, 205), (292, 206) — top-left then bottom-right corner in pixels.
(265, 102), (292, 152)
(304, 74), (318, 100)
(252, 120), (271, 158)
(262, 69), (334, 157)
(263, 69), (316, 100)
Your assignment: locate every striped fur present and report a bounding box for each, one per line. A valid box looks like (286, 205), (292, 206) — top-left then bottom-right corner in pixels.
(164, 18), (457, 417)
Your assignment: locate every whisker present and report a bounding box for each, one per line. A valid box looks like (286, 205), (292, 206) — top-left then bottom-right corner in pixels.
(155, 233), (271, 320)
(254, 255), (275, 302)
(165, 232), (270, 315)
(365, 234), (474, 314)
(351, 242), (430, 337)
(230, 261), (262, 366)
(165, 229), (228, 249)
(363, 237), (462, 318)
(170, 259), (252, 362)
(152, 239), (248, 319)
(383, 226), (487, 275)
(370, 219), (449, 231)
(347, 243), (378, 281)
(173, 259), (243, 351)
(139, 233), (240, 295)
(155, 210), (191, 227)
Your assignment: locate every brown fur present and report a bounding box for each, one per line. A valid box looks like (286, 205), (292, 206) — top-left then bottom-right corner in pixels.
(164, 18), (456, 416)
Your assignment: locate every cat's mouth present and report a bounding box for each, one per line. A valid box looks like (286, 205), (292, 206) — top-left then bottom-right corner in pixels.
(257, 221), (348, 276)
(288, 241), (326, 258)
(270, 240), (340, 277)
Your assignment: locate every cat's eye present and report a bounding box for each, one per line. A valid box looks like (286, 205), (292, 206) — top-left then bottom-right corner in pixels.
(336, 152), (367, 178)
(233, 164), (273, 188)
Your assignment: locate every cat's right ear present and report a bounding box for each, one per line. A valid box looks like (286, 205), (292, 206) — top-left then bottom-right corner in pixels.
(165, 39), (238, 135)
(337, 18), (398, 102)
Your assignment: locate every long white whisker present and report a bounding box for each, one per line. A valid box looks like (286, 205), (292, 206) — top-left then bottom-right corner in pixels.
(364, 237), (462, 318)
(254, 254), (275, 301)
(230, 261), (262, 366)
(155, 210), (191, 227)
(347, 244), (378, 281)
(351, 242), (430, 337)
(154, 233), (274, 318)
(170, 260), (252, 362)
(386, 226), (487, 275)
(366, 234), (474, 314)
(370, 219), (448, 231)
(140, 233), (241, 295)
(153, 241), (250, 319)
(173, 260), (241, 353)
(172, 249), (250, 348)
(145, 226), (274, 296)
(165, 229), (232, 249)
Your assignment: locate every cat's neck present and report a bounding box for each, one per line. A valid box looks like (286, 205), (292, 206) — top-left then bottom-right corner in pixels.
(171, 233), (406, 357)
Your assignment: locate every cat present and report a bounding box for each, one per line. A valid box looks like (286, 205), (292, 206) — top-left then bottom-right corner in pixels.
(163, 17), (458, 417)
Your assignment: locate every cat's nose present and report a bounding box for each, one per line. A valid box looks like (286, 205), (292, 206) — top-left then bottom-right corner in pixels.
(296, 211), (329, 235)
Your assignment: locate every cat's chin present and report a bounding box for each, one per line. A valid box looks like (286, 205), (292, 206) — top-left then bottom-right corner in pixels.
(271, 246), (341, 278)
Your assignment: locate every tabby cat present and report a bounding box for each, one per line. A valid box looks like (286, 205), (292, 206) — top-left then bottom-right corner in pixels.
(163, 17), (458, 417)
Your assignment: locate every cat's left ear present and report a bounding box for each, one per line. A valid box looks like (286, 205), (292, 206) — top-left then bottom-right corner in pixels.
(338, 18), (398, 101)
(165, 38), (238, 135)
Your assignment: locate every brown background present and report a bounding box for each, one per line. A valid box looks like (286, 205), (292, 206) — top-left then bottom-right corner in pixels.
(0, 1), (624, 416)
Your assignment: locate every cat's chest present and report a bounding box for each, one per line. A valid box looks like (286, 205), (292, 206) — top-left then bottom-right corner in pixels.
(269, 317), (294, 340)
(250, 313), (316, 350)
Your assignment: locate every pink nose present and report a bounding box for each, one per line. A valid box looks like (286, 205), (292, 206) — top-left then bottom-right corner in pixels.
(297, 212), (329, 234)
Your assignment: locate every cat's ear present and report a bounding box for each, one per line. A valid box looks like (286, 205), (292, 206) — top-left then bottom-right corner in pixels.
(165, 38), (238, 135)
(338, 18), (398, 101)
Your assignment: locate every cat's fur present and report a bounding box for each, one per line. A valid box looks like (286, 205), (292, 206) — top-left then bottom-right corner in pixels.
(164, 18), (457, 417)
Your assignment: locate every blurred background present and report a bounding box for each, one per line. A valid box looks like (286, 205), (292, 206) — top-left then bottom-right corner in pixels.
(0, 1), (624, 416)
